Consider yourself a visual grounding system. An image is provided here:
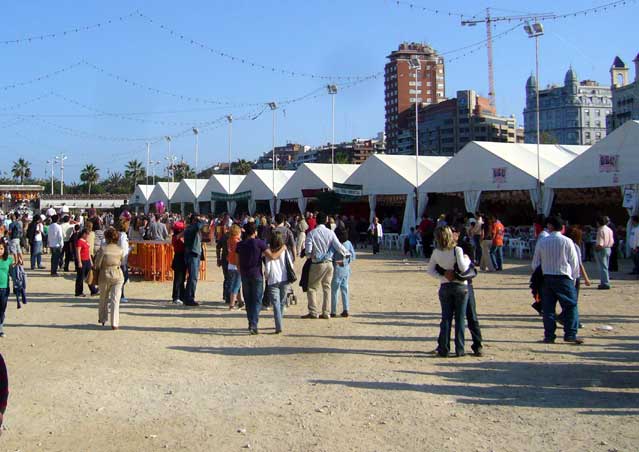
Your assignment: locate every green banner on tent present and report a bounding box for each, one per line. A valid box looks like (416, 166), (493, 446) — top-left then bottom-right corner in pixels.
(210, 190), (251, 201)
(333, 183), (363, 198)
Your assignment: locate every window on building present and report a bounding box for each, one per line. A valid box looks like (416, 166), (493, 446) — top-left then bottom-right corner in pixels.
(585, 132), (591, 139)
(596, 110), (601, 117)
(596, 132), (602, 139)
(584, 109), (590, 116)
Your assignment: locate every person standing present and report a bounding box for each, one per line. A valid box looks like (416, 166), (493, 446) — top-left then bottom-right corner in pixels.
(0, 242), (15, 337)
(47, 215), (63, 276)
(215, 225), (231, 304)
(95, 228), (124, 330)
(116, 219), (131, 303)
(274, 213), (296, 263)
(368, 217), (383, 255)
(531, 216), (584, 345)
(628, 215), (639, 275)
(295, 214), (309, 257)
(28, 216), (45, 270)
(60, 215), (74, 272)
(170, 221), (186, 305)
(594, 216), (614, 290)
(264, 231), (292, 333)
(7, 214), (23, 266)
(237, 222), (285, 334)
(75, 229), (98, 297)
(226, 225), (243, 310)
(182, 215), (209, 307)
(426, 226), (471, 357)
(302, 212), (350, 320)
(418, 215), (435, 258)
(330, 227), (356, 318)
(606, 217), (619, 272)
(489, 216), (505, 271)
(470, 213), (484, 265)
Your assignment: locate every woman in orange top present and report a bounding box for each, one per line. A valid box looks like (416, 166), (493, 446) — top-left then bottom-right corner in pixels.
(226, 224), (242, 309)
(490, 217), (505, 271)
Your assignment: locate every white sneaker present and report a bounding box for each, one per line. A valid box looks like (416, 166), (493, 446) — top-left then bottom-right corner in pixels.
(172, 299), (184, 305)
(120, 297), (129, 303)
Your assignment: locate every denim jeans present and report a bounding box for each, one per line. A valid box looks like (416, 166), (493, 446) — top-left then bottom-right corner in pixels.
(228, 269), (242, 295)
(330, 268), (350, 314)
(541, 275), (579, 341)
(632, 249), (639, 273)
(75, 260), (97, 296)
(490, 245), (503, 271)
(472, 235), (482, 264)
(184, 252), (201, 304)
(465, 284), (483, 352)
(242, 276), (264, 330)
(437, 283), (468, 356)
(30, 241), (43, 269)
(595, 247), (611, 287)
(0, 287), (8, 331)
(120, 261), (129, 298)
(50, 247), (61, 275)
(266, 281), (288, 332)
(221, 260), (230, 303)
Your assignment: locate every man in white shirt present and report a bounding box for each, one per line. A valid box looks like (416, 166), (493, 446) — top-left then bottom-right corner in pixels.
(302, 212), (349, 319)
(531, 216), (583, 345)
(629, 215), (639, 275)
(47, 215), (64, 276)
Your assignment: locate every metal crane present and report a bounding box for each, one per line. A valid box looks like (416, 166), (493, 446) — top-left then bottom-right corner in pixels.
(461, 8), (556, 107)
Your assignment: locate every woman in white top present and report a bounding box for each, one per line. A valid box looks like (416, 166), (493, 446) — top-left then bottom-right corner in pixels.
(368, 217), (383, 255)
(116, 219), (131, 303)
(427, 226), (471, 357)
(264, 231), (292, 334)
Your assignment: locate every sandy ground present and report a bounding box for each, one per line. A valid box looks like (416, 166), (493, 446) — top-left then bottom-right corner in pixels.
(0, 246), (638, 452)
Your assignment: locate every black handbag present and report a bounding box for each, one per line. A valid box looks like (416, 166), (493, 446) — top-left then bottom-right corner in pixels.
(285, 251), (297, 283)
(454, 247), (478, 281)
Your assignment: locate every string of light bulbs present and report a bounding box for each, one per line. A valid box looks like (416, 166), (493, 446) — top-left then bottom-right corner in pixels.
(0, 60), (84, 92)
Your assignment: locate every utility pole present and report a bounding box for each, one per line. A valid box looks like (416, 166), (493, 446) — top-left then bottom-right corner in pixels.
(46, 159), (55, 194)
(146, 142), (151, 185)
(55, 154), (67, 195)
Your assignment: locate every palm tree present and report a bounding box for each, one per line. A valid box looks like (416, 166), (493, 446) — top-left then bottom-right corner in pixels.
(125, 159), (146, 184)
(103, 171), (126, 194)
(80, 164), (100, 194)
(11, 158), (32, 184)
(172, 161), (195, 181)
(235, 159), (253, 175)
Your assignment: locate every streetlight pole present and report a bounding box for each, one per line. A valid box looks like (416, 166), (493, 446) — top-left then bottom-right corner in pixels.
(151, 160), (160, 185)
(165, 135), (172, 181)
(408, 57), (421, 219)
(525, 21), (544, 213)
(47, 159), (55, 194)
(193, 127), (199, 213)
(146, 142), (151, 185)
(55, 154), (67, 195)
(327, 84), (338, 187)
(268, 102), (278, 214)
(227, 115), (233, 194)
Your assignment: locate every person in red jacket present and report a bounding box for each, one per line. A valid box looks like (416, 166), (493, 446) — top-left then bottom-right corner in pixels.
(306, 213), (317, 232)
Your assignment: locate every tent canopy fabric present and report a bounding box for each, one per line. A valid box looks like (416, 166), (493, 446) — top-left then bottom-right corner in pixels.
(545, 120), (639, 189)
(170, 179), (209, 204)
(197, 175), (246, 202)
(148, 182), (180, 204)
(419, 141), (588, 194)
(346, 155), (450, 196)
(278, 163), (358, 200)
(129, 184), (154, 205)
(235, 169), (294, 200)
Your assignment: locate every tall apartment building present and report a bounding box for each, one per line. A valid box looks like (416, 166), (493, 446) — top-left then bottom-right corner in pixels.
(524, 67), (612, 145)
(400, 90), (516, 156)
(607, 53), (639, 132)
(254, 143), (309, 169)
(384, 42), (445, 154)
(288, 138), (384, 168)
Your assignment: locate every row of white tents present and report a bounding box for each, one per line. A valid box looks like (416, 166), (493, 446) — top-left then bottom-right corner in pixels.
(131, 120), (639, 235)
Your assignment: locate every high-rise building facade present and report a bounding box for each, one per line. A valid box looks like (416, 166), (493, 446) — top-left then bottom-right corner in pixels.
(607, 53), (639, 132)
(524, 67), (612, 146)
(384, 42), (445, 154)
(400, 90), (516, 156)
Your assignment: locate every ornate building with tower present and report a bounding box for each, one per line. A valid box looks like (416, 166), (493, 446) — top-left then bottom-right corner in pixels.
(524, 67), (612, 146)
(607, 54), (639, 132)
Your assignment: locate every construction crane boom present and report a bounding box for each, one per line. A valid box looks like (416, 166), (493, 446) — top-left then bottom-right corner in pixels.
(461, 9), (555, 108)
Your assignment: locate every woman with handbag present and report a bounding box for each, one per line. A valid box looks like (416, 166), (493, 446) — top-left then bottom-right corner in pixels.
(426, 226), (471, 357)
(264, 231), (294, 334)
(95, 227), (125, 329)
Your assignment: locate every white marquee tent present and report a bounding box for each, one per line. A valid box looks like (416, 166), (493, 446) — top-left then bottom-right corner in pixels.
(170, 179), (208, 213)
(129, 184), (154, 212)
(235, 169), (294, 216)
(278, 163), (358, 214)
(345, 154), (450, 234)
(147, 182), (180, 211)
(197, 174), (246, 215)
(419, 141), (588, 216)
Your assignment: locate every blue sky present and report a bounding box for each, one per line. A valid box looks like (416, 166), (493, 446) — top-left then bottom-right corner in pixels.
(1, 0), (637, 182)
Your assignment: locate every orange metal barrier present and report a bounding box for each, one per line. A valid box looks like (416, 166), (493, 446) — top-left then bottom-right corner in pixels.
(128, 241), (207, 282)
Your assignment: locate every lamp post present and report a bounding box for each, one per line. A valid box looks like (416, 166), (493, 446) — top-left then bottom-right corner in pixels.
(151, 160), (161, 185)
(268, 102), (278, 214)
(146, 142), (151, 185)
(524, 21), (544, 213)
(327, 84), (338, 187)
(165, 135), (172, 181)
(46, 159), (55, 194)
(193, 127), (199, 213)
(227, 115), (233, 194)
(55, 154), (67, 195)
(408, 56), (421, 219)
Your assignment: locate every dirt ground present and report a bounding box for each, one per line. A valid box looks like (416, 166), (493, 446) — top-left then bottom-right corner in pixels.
(1, 247), (638, 452)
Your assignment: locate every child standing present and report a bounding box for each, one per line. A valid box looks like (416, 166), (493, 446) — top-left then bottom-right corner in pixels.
(331, 228), (356, 318)
(408, 227), (419, 258)
(0, 241), (15, 337)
